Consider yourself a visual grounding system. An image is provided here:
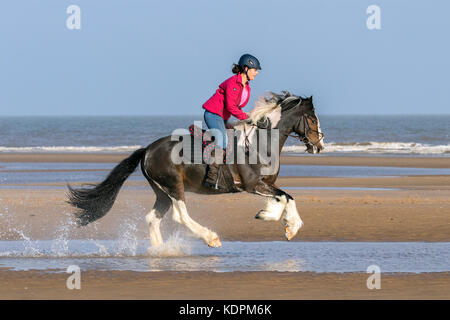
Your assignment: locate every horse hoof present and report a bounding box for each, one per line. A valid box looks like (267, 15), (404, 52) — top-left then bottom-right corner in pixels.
(285, 227), (294, 241)
(208, 237), (222, 248)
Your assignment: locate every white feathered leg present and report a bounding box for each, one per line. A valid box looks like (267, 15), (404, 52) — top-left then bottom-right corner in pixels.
(145, 209), (163, 247)
(172, 199), (222, 248)
(255, 195), (288, 221)
(282, 199), (303, 241)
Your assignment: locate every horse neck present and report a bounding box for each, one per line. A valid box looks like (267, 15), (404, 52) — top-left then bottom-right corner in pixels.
(274, 114), (294, 155)
(277, 131), (289, 155)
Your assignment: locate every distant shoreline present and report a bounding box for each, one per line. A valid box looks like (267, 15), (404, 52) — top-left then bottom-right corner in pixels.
(1, 114), (450, 117)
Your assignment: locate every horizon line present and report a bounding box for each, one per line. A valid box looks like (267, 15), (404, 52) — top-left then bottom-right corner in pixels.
(1, 113), (450, 117)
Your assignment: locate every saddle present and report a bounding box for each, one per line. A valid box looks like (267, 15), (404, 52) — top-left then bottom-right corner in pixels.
(188, 124), (233, 164)
(188, 124), (242, 192)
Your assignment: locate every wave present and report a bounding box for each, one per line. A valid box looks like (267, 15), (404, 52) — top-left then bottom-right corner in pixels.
(1, 142), (449, 155)
(282, 141), (450, 155)
(0, 145), (142, 153)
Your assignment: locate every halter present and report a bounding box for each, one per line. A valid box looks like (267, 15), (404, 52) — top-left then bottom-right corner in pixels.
(286, 114), (324, 148)
(281, 98), (324, 148)
(240, 97), (324, 151)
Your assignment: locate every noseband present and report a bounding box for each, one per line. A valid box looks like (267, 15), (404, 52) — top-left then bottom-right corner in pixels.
(242, 97), (324, 150)
(286, 114), (324, 148)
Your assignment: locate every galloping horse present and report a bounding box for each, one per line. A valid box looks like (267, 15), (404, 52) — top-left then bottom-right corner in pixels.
(67, 91), (324, 248)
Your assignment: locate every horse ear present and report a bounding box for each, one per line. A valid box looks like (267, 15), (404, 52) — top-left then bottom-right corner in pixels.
(310, 95), (313, 102)
(281, 90), (291, 98)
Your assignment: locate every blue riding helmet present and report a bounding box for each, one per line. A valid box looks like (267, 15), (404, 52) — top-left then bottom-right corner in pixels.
(238, 54), (262, 70)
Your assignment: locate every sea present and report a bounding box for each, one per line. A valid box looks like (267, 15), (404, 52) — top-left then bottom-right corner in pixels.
(0, 115), (449, 156)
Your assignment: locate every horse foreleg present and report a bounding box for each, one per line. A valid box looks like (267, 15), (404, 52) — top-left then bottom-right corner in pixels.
(253, 182), (288, 221)
(255, 196), (287, 221)
(171, 199), (222, 248)
(282, 198), (303, 241)
(252, 182), (303, 240)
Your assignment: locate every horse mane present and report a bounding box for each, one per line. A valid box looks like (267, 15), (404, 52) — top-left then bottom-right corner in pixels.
(227, 91), (306, 133)
(226, 91), (303, 148)
(229, 91), (293, 129)
(246, 93), (280, 127)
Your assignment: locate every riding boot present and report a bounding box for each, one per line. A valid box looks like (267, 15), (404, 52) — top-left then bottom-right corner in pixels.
(203, 162), (223, 190)
(203, 148), (240, 192)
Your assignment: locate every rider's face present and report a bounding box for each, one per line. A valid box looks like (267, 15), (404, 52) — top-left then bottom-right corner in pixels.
(246, 68), (259, 81)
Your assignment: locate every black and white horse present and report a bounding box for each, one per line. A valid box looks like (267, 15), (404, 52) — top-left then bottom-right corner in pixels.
(67, 91), (324, 248)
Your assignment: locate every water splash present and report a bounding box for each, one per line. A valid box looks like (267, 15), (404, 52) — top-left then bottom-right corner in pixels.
(147, 230), (192, 257)
(8, 228), (43, 257)
(115, 201), (146, 256)
(50, 212), (76, 257)
(94, 243), (109, 256)
(116, 218), (139, 256)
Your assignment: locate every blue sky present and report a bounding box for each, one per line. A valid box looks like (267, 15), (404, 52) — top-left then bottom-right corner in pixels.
(0, 0), (449, 116)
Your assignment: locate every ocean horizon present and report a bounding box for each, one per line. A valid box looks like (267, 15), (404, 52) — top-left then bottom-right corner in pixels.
(1, 115), (449, 156)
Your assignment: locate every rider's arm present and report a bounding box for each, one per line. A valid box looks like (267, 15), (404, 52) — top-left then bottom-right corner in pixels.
(223, 82), (248, 120)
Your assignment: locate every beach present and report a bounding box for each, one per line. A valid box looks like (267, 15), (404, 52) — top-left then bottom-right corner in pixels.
(0, 153), (449, 299)
(1, 270), (449, 300)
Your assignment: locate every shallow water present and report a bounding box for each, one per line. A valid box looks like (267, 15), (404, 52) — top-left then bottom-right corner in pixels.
(281, 187), (398, 191)
(1, 162), (450, 185)
(0, 240), (448, 273)
(279, 165), (450, 177)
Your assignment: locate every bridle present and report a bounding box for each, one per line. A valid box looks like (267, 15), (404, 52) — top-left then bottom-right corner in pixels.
(286, 113), (324, 148)
(241, 97), (324, 150)
(280, 97), (324, 148)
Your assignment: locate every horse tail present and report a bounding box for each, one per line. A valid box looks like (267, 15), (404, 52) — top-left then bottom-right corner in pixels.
(67, 148), (147, 226)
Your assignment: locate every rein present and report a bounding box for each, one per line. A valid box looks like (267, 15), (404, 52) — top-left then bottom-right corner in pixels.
(243, 122), (256, 150)
(286, 114), (324, 148)
(240, 97), (324, 151)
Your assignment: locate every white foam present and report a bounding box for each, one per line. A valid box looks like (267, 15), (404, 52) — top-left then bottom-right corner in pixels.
(283, 141), (450, 155)
(2, 141), (449, 155)
(0, 145), (142, 153)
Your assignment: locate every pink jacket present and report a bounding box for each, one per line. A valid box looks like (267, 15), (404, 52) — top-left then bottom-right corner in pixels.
(202, 73), (250, 121)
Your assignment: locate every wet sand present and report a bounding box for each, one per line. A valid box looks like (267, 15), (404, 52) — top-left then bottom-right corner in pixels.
(0, 185), (449, 242)
(0, 270), (448, 300)
(1, 153), (449, 299)
(0, 152), (449, 168)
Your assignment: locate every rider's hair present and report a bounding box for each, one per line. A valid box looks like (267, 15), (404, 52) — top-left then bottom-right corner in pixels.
(232, 64), (247, 74)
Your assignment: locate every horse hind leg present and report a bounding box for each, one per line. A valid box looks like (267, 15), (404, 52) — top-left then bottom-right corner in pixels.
(146, 182), (172, 248)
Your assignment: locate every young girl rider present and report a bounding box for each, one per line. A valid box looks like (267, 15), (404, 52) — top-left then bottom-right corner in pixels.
(202, 54), (261, 190)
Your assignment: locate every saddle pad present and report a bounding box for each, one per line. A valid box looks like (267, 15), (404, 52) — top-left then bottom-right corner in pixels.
(188, 125), (233, 164)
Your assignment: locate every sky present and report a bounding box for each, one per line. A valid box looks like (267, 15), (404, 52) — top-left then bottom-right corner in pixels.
(0, 0), (449, 116)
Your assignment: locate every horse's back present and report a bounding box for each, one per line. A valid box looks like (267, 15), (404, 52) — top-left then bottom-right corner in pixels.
(142, 135), (208, 191)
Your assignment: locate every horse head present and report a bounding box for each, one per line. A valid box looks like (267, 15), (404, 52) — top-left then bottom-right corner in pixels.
(273, 91), (325, 154)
